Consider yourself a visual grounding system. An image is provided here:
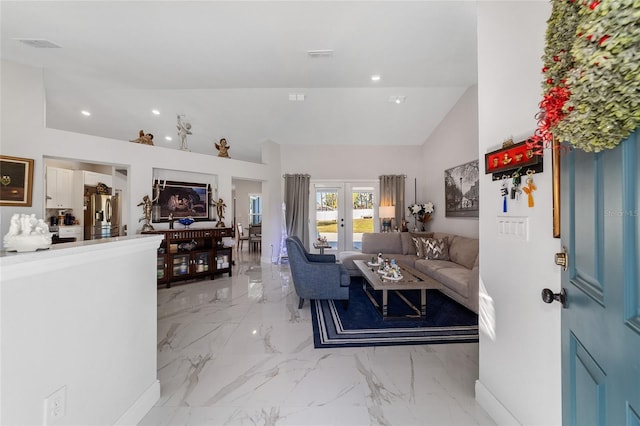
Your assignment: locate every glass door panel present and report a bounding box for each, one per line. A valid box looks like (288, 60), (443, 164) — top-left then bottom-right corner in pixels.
(172, 254), (190, 277)
(315, 187), (341, 251)
(157, 256), (166, 280)
(351, 187), (375, 250)
(194, 251), (210, 273)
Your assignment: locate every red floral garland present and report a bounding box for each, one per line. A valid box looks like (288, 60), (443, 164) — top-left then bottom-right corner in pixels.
(529, 0), (580, 155)
(529, 86), (571, 155)
(529, 0), (637, 154)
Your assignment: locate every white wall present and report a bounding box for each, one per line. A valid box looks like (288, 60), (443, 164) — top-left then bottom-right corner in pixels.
(281, 144), (425, 220)
(0, 60), (271, 252)
(262, 140), (283, 263)
(0, 235), (163, 425)
(476, 3), (562, 425)
(422, 85), (479, 238)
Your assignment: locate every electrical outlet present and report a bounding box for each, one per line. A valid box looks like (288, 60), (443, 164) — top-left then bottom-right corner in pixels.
(43, 385), (66, 425)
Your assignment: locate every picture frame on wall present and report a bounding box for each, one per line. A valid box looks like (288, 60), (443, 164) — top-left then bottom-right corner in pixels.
(445, 159), (479, 218)
(154, 180), (210, 221)
(0, 155), (34, 207)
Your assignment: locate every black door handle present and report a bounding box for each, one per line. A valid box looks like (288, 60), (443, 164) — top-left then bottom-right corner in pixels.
(542, 288), (567, 308)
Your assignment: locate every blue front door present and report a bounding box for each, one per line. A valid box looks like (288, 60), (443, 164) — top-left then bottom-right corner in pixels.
(561, 130), (640, 425)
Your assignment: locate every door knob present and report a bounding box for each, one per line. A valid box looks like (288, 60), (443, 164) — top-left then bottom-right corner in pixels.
(555, 247), (568, 271)
(542, 288), (567, 308)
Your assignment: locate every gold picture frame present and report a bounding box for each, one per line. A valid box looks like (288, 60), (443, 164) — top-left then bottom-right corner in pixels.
(0, 155), (34, 207)
(552, 140), (561, 238)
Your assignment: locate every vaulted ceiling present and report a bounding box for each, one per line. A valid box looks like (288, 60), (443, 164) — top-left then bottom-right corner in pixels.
(1, 1), (478, 163)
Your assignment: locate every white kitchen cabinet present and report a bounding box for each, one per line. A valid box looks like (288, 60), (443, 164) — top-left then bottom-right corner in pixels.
(46, 167), (75, 209)
(83, 171), (112, 188)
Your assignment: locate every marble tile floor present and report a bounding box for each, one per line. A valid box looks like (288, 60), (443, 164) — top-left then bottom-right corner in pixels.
(140, 250), (496, 426)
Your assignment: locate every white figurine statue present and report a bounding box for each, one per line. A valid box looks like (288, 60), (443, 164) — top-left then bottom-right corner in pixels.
(176, 114), (192, 151)
(3, 213), (53, 252)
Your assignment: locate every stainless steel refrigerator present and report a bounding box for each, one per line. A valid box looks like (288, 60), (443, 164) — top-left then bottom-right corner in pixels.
(84, 193), (120, 240)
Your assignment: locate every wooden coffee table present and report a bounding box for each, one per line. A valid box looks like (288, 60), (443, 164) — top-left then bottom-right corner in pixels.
(353, 259), (444, 319)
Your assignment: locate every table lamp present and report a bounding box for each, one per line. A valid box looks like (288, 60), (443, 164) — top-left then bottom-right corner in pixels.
(379, 205), (395, 233)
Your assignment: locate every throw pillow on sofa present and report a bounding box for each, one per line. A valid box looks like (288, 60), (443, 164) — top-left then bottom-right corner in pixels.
(406, 232), (433, 256)
(412, 237), (425, 258)
(422, 237), (450, 260)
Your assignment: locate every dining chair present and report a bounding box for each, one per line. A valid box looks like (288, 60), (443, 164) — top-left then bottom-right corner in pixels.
(249, 224), (262, 252)
(237, 223), (249, 251)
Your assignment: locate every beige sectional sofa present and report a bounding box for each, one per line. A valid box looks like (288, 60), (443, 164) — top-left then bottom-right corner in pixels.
(339, 232), (479, 313)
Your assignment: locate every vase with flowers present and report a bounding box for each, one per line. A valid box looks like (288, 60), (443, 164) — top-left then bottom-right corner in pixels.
(408, 202), (434, 231)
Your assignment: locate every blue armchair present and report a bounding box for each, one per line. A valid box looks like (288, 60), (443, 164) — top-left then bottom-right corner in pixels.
(286, 236), (350, 309)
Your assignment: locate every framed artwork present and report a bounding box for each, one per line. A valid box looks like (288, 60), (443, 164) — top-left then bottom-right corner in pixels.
(0, 155), (34, 206)
(154, 180), (210, 221)
(445, 159), (479, 218)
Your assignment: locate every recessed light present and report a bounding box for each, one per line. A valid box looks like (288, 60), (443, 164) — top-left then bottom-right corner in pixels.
(81, 110), (91, 116)
(371, 75), (381, 81)
(388, 96), (406, 104)
(152, 109), (160, 115)
(165, 136), (172, 141)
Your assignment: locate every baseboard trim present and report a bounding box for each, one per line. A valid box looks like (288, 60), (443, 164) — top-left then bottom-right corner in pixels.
(475, 380), (521, 426)
(114, 380), (160, 426)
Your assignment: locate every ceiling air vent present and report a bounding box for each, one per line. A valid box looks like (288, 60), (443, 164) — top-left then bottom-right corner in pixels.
(15, 39), (62, 48)
(307, 50), (334, 58)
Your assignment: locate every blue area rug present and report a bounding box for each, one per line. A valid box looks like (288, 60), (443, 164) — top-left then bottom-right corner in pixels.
(310, 277), (478, 348)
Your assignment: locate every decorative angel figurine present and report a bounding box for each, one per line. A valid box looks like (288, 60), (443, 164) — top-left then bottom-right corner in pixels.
(130, 130), (154, 145)
(177, 114), (192, 151)
(137, 195), (154, 232)
(212, 198), (227, 227)
(215, 138), (230, 158)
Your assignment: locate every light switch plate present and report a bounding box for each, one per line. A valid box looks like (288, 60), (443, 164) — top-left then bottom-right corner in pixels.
(496, 216), (529, 241)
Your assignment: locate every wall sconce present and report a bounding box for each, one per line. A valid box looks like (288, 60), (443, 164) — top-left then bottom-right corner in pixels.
(379, 205), (395, 233)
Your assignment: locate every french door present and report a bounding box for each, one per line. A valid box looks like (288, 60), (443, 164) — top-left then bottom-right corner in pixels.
(311, 182), (377, 253)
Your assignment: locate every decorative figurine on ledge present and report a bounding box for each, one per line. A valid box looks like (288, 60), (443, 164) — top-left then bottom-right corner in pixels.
(3, 213), (53, 252)
(130, 130), (154, 146)
(168, 213), (174, 230)
(212, 198), (227, 228)
(215, 138), (231, 158)
(176, 114), (192, 151)
(137, 195), (154, 232)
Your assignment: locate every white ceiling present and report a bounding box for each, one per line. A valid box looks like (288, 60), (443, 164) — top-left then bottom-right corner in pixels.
(0, 1), (478, 163)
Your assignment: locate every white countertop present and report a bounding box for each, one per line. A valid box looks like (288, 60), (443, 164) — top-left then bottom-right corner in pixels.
(0, 234), (163, 267)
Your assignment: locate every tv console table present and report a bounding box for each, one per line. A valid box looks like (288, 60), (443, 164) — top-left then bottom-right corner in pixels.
(143, 227), (233, 288)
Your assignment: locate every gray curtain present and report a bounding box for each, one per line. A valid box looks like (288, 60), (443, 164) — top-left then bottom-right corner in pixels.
(284, 174), (311, 248)
(379, 175), (406, 229)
